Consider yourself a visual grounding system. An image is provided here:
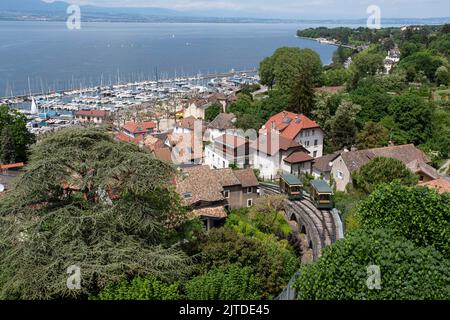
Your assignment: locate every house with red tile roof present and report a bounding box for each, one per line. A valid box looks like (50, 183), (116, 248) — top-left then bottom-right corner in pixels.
(175, 165), (259, 230)
(252, 130), (313, 180)
(75, 110), (110, 124)
(115, 121), (157, 144)
(262, 111), (324, 158)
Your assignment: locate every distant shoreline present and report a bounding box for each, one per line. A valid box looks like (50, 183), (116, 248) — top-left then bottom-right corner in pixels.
(0, 16), (449, 25)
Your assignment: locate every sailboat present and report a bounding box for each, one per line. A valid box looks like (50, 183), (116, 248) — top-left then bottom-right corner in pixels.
(30, 97), (38, 115)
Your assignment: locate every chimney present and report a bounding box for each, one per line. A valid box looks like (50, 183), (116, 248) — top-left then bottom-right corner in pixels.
(350, 145), (358, 152)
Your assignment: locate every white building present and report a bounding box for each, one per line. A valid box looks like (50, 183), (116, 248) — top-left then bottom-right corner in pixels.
(262, 111), (324, 158)
(204, 134), (252, 169)
(253, 130), (313, 180)
(205, 113), (237, 143)
(183, 98), (211, 120)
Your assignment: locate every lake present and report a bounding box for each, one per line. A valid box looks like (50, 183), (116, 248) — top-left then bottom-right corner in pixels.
(0, 21), (339, 97)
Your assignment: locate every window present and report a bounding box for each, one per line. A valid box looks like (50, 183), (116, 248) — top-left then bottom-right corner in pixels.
(305, 140), (310, 147)
(336, 170), (344, 180)
(222, 161), (226, 168)
(247, 199), (253, 207)
(223, 190), (230, 198)
(312, 129), (315, 135)
(314, 139), (318, 146)
(313, 151), (317, 157)
(246, 187), (253, 194)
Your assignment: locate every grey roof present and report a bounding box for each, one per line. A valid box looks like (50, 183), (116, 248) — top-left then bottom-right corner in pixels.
(310, 179), (333, 194)
(340, 144), (432, 173)
(281, 173), (302, 186)
(313, 151), (342, 173)
(208, 113), (236, 130)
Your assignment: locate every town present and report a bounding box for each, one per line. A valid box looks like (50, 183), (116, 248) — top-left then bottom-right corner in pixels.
(0, 19), (449, 302)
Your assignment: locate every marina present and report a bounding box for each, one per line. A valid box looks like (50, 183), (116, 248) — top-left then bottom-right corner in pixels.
(2, 69), (259, 135)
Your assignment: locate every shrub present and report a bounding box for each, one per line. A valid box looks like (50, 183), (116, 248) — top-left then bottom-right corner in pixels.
(295, 228), (450, 300)
(185, 265), (260, 300)
(357, 182), (450, 257)
(91, 276), (181, 300)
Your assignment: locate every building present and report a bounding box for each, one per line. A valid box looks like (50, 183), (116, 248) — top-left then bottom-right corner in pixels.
(175, 166), (259, 230)
(204, 134), (251, 169)
(253, 130), (313, 180)
(115, 121), (157, 144)
(330, 144), (439, 192)
(261, 111), (324, 158)
(205, 113), (237, 143)
(165, 131), (204, 165)
(75, 110), (110, 124)
(312, 151), (342, 182)
(183, 98), (211, 120)
(419, 178), (450, 194)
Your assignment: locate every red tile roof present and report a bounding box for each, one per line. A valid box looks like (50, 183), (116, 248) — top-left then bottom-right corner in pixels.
(154, 147), (173, 163)
(263, 111), (321, 140)
(115, 132), (143, 144)
(254, 130), (306, 156)
(419, 178), (450, 194)
(284, 151), (314, 164)
(122, 121), (156, 134)
(76, 110), (110, 118)
(0, 162), (24, 170)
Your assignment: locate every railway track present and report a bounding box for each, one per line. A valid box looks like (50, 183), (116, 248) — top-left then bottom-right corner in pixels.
(260, 183), (341, 259)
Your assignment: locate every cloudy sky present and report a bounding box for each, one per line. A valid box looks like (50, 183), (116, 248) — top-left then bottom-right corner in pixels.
(55, 0), (450, 19)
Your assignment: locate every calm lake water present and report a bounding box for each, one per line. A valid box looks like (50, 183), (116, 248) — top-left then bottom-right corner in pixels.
(0, 21), (339, 96)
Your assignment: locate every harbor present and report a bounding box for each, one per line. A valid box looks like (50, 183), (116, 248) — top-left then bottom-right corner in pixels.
(2, 69), (259, 135)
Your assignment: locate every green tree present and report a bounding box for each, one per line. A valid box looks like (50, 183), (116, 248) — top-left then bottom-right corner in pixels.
(259, 47), (322, 92)
(329, 100), (361, 150)
(0, 128), (191, 299)
(435, 65), (450, 86)
(388, 93), (433, 145)
(398, 50), (445, 82)
(0, 127), (17, 164)
(349, 49), (384, 86)
(197, 227), (299, 299)
(92, 276), (182, 300)
(288, 68), (315, 117)
(295, 228), (449, 300)
(0, 105), (35, 163)
(357, 182), (450, 257)
(356, 122), (389, 149)
(322, 68), (350, 86)
(205, 103), (222, 122)
(185, 265), (260, 300)
(351, 157), (418, 194)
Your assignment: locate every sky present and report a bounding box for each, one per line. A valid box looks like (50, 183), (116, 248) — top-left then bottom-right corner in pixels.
(52, 0), (450, 19)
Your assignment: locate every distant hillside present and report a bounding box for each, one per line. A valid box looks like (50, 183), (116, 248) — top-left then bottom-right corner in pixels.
(0, 0), (68, 12)
(0, 0), (187, 16)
